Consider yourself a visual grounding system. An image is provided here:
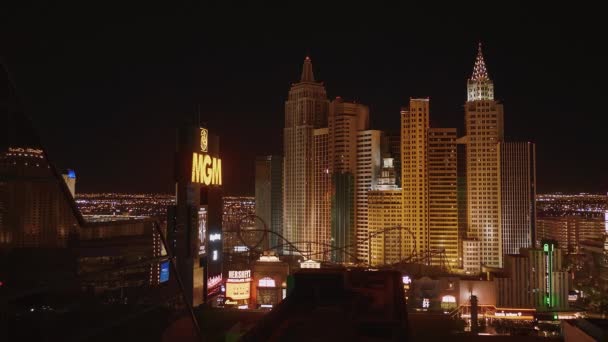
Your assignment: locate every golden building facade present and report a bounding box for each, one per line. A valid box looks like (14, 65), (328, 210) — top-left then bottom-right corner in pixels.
(464, 44), (505, 268)
(368, 189), (403, 266)
(355, 130), (382, 264)
(428, 128), (459, 269)
(401, 98), (430, 258)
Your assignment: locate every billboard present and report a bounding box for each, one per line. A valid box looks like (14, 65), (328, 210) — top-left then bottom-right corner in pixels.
(226, 282), (251, 300)
(191, 128), (222, 186)
(226, 269), (251, 300)
(228, 270), (251, 280)
(198, 206), (207, 256)
(160, 260), (170, 283)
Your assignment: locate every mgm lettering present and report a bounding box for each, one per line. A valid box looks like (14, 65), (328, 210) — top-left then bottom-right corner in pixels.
(191, 152), (222, 185)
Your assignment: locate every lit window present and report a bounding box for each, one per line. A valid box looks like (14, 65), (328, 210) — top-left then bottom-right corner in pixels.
(259, 277), (276, 287)
(442, 295), (456, 303)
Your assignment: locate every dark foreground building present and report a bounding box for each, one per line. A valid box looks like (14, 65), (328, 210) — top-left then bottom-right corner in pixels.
(0, 63), (165, 291)
(241, 269), (408, 341)
(0, 64), (173, 341)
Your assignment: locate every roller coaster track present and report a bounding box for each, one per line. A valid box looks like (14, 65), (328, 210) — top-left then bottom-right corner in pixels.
(226, 214), (451, 271)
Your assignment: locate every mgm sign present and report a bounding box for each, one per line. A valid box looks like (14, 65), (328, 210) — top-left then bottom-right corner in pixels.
(191, 128), (222, 186)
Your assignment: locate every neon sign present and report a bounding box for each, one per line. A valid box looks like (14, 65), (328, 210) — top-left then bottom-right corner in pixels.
(207, 274), (222, 289)
(198, 207), (207, 256)
(544, 242), (554, 307)
(191, 153), (222, 185)
(200, 128), (208, 152)
(191, 128), (222, 186)
(8, 147), (43, 154)
(228, 270), (251, 280)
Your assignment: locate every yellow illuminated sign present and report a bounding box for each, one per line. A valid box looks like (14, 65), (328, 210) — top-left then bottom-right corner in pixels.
(191, 152), (222, 185)
(8, 147), (43, 154)
(226, 281), (251, 300)
(200, 128), (208, 152)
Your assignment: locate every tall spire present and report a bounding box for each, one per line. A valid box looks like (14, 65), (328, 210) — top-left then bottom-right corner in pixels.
(300, 56), (315, 82)
(467, 42), (494, 101)
(470, 42), (490, 81)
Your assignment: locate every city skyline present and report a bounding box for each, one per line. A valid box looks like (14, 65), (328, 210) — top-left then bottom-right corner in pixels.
(4, 4), (608, 339)
(3, 4), (605, 196)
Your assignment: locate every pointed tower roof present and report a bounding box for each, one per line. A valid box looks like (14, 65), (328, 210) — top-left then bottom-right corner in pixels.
(300, 56), (315, 82)
(470, 42), (490, 81)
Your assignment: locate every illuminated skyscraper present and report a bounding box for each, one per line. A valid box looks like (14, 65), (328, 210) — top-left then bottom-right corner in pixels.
(464, 44), (504, 268)
(312, 128), (330, 260)
(355, 130), (382, 264)
(401, 98), (430, 259)
(328, 98), (369, 174)
(386, 132), (401, 187)
(328, 98), (369, 263)
(255, 155), (283, 251)
(456, 137), (468, 268)
(283, 57), (328, 254)
(462, 238), (481, 274)
(499, 141), (536, 254)
(368, 158), (402, 266)
(428, 128), (459, 268)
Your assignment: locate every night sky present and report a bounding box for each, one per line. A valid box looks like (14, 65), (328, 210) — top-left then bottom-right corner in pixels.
(2, 3), (606, 195)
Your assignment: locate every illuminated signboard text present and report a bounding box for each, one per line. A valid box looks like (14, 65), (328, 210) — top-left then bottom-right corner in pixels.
(191, 152), (222, 185)
(226, 282), (250, 300)
(495, 311), (522, 317)
(207, 274), (222, 289)
(228, 270), (251, 280)
(8, 147), (44, 154)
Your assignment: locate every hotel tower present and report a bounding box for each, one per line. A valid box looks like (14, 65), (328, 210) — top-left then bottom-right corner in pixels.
(283, 57), (329, 255)
(464, 44), (505, 268)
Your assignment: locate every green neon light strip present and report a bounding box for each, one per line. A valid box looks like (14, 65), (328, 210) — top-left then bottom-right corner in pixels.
(548, 244), (553, 307)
